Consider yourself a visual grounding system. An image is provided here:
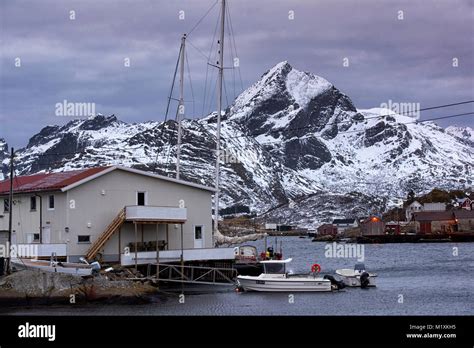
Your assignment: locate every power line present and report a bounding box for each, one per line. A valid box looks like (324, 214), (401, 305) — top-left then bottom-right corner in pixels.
(224, 100), (474, 140)
(245, 111), (474, 148)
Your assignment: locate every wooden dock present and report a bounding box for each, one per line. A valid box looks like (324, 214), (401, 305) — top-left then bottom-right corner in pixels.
(356, 232), (474, 244)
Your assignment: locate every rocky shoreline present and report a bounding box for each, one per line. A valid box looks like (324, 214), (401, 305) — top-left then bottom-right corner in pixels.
(0, 269), (158, 307)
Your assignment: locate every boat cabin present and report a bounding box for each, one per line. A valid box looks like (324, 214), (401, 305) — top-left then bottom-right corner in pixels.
(260, 258), (292, 275)
(354, 263), (366, 273)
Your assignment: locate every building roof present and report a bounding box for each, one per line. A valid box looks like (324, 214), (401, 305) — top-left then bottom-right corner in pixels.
(0, 167), (110, 195)
(333, 218), (357, 225)
(412, 211), (454, 221)
(0, 166), (216, 195)
(317, 223), (335, 229)
(454, 210), (474, 219)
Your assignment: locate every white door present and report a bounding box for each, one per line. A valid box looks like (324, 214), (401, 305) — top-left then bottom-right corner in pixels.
(194, 226), (203, 248)
(42, 226), (51, 244)
(0, 232), (8, 246)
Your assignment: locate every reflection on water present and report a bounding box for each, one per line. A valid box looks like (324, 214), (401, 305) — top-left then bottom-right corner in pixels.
(3, 238), (474, 315)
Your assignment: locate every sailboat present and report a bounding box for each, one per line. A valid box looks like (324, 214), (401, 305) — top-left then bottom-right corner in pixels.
(161, 0), (242, 245)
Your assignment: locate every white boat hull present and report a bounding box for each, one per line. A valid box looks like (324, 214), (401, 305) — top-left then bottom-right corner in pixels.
(237, 275), (332, 292)
(12, 259), (94, 276)
(335, 270), (377, 287)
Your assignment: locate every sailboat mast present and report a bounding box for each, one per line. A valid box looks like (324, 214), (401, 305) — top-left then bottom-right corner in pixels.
(176, 34), (186, 180)
(214, 0), (225, 236)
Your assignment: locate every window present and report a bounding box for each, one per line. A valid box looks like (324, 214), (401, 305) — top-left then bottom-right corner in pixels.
(194, 226), (203, 240)
(137, 192), (146, 206)
(48, 195), (55, 210)
(78, 235), (91, 243)
(27, 233), (40, 243)
(263, 263), (286, 274)
(30, 196), (37, 211)
(3, 198), (9, 213)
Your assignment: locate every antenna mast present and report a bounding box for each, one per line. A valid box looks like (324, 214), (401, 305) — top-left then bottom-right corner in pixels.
(176, 34), (186, 180)
(214, 0), (225, 238)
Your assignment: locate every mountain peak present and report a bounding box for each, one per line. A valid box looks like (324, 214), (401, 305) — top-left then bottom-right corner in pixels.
(263, 60), (292, 76)
(0, 138), (7, 152)
(78, 114), (118, 131)
(231, 61), (333, 117)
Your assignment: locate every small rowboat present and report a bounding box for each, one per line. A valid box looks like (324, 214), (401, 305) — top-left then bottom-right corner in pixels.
(335, 263), (377, 288)
(12, 257), (100, 277)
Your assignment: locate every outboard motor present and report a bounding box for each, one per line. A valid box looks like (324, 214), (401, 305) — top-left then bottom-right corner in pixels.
(90, 262), (101, 272)
(324, 274), (345, 290)
(354, 263), (366, 272)
(360, 271), (370, 289)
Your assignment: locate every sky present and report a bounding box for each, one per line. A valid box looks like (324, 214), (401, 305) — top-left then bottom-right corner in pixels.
(1, 0), (473, 148)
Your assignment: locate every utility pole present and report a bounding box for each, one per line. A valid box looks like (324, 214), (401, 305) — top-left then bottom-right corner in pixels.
(176, 34), (186, 180)
(7, 148), (14, 274)
(214, 0), (225, 239)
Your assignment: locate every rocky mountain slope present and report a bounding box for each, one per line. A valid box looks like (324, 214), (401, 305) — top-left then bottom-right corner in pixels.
(1, 62), (472, 226)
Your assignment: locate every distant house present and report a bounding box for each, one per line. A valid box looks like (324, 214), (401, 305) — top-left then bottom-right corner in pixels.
(360, 216), (384, 236)
(317, 223), (337, 236)
(384, 221), (401, 235)
(332, 218), (358, 234)
(264, 223), (295, 232)
(423, 202), (446, 212)
(412, 211), (456, 234)
(264, 223), (277, 231)
(454, 210), (474, 232)
(459, 198), (472, 211)
(405, 201), (423, 221)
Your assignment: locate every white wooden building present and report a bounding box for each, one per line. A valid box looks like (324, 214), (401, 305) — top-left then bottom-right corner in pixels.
(0, 166), (234, 264)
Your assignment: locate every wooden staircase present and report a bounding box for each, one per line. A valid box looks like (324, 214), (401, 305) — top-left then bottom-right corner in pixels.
(85, 207), (126, 261)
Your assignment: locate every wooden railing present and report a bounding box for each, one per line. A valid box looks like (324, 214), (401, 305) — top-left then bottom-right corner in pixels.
(155, 263), (237, 285)
(85, 208), (125, 261)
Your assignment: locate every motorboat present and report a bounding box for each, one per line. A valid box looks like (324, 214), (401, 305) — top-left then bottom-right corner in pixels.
(11, 256), (100, 277)
(236, 258), (334, 292)
(335, 263), (377, 288)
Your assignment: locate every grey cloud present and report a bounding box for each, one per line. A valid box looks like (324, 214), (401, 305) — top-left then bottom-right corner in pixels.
(0, 0), (473, 147)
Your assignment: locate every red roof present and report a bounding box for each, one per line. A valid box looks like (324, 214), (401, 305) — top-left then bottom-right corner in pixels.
(454, 210), (474, 219)
(413, 211), (455, 221)
(0, 167), (110, 195)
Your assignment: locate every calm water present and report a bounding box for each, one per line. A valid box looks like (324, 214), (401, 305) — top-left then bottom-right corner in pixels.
(2, 237), (473, 315)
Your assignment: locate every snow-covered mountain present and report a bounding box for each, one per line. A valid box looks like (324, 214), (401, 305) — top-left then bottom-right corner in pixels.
(1, 62), (473, 226)
(0, 138), (8, 181)
(445, 126), (474, 144)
